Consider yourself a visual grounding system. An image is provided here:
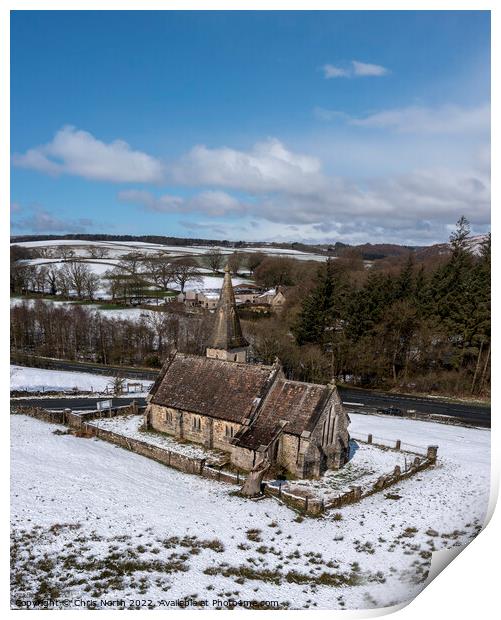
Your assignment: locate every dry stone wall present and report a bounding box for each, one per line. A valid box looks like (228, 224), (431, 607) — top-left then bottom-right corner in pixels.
(11, 405), (438, 517)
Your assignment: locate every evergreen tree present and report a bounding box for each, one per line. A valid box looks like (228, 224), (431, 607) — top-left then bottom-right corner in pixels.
(293, 259), (348, 346)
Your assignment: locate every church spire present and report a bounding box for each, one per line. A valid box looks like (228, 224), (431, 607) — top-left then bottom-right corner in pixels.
(206, 265), (249, 362)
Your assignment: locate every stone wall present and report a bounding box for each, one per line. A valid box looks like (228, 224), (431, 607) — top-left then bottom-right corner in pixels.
(279, 433), (301, 476)
(12, 405), (439, 518)
(147, 403), (242, 453)
(230, 444), (255, 471)
(11, 405), (66, 425)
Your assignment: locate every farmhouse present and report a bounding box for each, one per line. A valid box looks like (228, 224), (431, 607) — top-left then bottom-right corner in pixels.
(145, 267), (350, 478)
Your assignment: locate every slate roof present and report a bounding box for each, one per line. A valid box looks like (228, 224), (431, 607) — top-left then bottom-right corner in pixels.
(149, 353), (277, 424)
(235, 378), (332, 451)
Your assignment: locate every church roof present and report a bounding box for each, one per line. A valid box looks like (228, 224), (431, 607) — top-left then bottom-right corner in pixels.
(149, 352), (277, 424)
(208, 266), (249, 350)
(234, 378), (332, 450)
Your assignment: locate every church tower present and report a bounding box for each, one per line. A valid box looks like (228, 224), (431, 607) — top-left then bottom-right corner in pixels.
(206, 265), (249, 363)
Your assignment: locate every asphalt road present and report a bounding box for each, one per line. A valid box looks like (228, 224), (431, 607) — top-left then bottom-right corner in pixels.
(11, 356), (490, 427)
(339, 387), (490, 427)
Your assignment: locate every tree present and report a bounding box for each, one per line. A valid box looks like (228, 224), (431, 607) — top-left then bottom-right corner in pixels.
(145, 253), (175, 290)
(118, 251), (146, 276)
(84, 271), (101, 300)
(227, 251), (243, 274)
(46, 265), (59, 296)
(449, 215), (471, 257)
(108, 373), (126, 396)
(87, 245), (109, 259)
(172, 258), (202, 293)
(61, 261), (93, 299)
(293, 259), (349, 347)
(60, 246), (75, 260)
(246, 252), (266, 275)
(204, 249), (224, 273)
(254, 257), (297, 288)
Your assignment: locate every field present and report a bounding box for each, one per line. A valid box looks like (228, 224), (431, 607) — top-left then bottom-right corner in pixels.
(11, 412), (490, 610)
(10, 365), (152, 395)
(13, 238), (329, 262)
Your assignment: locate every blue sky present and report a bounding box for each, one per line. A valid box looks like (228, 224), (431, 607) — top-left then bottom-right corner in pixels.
(10, 10), (490, 245)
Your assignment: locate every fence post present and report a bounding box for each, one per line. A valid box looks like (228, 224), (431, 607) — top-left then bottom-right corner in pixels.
(367, 434), (373, 444)
(395, 439), (401, 450)
(63, 408), (71, 425)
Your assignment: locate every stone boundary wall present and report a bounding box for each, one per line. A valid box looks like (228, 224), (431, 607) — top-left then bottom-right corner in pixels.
(11, 405), (438, 517)
(65, 403), (145, 430)
(11, 405), (66, 425)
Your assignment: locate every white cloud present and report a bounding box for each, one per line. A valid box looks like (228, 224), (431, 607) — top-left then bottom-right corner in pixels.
(321, 60), (389, 79)
(118, 189), (247, 217)
(13, 126), (164, 183)
(352, 60), (389, 76)
(118, 190), (183, 212)
(12, 207), (93, 233)
(166, 136), (490, 245)
(322, 64), (349, 78)
(349, 103), (490, 134)
(170, 138), (326, 196)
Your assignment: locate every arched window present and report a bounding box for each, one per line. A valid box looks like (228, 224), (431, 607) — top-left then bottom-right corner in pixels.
(192, 416), (201, 431)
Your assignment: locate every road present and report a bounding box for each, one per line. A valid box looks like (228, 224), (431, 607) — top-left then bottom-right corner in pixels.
(11, 356), (490, 427)
(338, 387), (490, 427)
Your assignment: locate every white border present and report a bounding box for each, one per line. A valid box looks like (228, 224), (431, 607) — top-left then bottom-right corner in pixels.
(2, 2), (497, 619)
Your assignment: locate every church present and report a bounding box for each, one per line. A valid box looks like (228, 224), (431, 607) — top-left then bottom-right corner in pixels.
(144, 266), (350, 479)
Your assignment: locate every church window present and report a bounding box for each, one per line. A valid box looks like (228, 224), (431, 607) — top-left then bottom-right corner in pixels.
(225, 424), (234, 438)
(192, 416), (201, 431)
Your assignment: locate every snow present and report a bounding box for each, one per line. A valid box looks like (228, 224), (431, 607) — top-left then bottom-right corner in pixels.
(12, 238), (329, 262)
(90, 414), (222, 461)
(177, 275), (251, 292)
(11, 412), (490, 610)
(10, 365), (152, 394)
(291, 443), (408, 501)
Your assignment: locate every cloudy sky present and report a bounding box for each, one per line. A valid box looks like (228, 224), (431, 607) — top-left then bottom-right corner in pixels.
(11, 10), (490, 245)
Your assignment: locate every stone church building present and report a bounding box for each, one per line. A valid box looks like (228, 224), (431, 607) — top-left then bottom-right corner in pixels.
(144, 267), (350, 479)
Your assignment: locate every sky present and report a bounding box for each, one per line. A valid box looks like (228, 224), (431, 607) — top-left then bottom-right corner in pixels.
(10, 10), (491, 246)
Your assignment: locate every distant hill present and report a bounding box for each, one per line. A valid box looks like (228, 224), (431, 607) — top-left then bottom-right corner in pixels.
(10, 232), (489, 262)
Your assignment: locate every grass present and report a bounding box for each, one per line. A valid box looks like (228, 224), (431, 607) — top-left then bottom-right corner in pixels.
(204, 564), (364, 587)
(246, 529), (263, 543)
(10, 524), (227, 608)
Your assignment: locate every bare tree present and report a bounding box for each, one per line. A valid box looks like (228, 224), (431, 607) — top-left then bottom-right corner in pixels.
(246, 251), (266, 275)
(118, 251), (146, 276)
(61, 261), (93, 299)
(108, 373), (126, 396)
(145, 253), (175, 290)
(46, 265), (59, 296)
(33, 265), (48, 293)
(87, 245), (109, 259)
(172, 257), (202, 293)
(227, 251), (243, 275)
(84, 271), (101, 300)
(56, 267), (72, 298)
(60, 246), (75, 260)
(204, 249), (224, 273)
(38, 247), (53, 259)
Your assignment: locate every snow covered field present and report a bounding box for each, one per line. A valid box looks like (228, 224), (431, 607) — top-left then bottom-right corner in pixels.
(11, 413), (490, 610)
(12, 238), (328, 262)
(10, 365), (152, 394)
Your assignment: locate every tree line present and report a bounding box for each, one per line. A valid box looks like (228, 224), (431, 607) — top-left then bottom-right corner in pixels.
(246, 218), (490, 397)
(11, 300), (210, 367)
